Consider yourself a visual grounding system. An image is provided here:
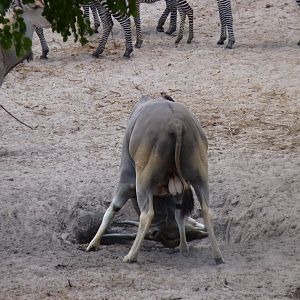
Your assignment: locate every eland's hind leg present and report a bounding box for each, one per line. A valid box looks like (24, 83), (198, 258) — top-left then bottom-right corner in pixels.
(192, 182), (224, 264)
(123, 187), (154, 263)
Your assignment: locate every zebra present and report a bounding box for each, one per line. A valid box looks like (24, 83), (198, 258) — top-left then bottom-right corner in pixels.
(174, 0), (194, 44)
(83, 2), (101, 33)
(134, 0), (194, 48)
(11, 0), (50, 58)
(35, 27), (49, 59)
(92, 1), (133, 58)
(155, 0), (177, 35)
(217, 0), (300, 49)
(216, 0), (235, 49)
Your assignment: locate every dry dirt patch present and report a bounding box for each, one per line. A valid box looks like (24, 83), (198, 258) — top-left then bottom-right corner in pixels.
(1, 0), (300, 299)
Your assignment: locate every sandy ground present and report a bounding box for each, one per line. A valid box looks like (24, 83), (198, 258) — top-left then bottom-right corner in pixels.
(1, 0), (300, 299)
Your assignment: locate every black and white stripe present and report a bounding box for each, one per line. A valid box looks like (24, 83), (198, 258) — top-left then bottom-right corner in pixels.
(155, 0), (177, 35)
(134, 0), (193, 48)
(134, 0), (176, 48)
(92, 1), (133, 58)
(216, 0), (300, 48)
(216, 0), (235, 49)
(35, 27), (49, 59)
(83, 2), (100, 33)
(175, 0), (194, 44)
(11, 0), (49, 58)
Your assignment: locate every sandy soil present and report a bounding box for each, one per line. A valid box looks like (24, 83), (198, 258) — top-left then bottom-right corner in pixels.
(1, 0), (300, 299)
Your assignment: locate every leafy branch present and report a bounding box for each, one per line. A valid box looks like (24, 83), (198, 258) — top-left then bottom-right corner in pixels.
(0, 0), (136, 56)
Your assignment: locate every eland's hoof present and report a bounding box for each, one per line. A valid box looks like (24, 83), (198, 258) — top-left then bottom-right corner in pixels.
(179, 243), (189, 255)
(123, 255), (137, 263)
(86, 242), (99, 252)
(214, 257), (225, 265)
(180, 248), (189, 257)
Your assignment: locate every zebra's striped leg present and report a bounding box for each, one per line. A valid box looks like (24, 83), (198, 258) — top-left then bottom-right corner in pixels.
(222, 0), (235, 49)
(157, 3), (171, 32)
(175, 1), (186, 44)
(185, 2), (193, 43)
(118, 17), (133, 57)
(35, 27), (49, 59)
(216, 0), (227, 45)
(83, 4), (92, 28)
(134, 0), (143, 48)
(83, 4), (90, 22)
(93, 5), (114, 57)
(157, 0), (177, 34)
(90, 2), (101, 33)
(166, 0), (177, 35)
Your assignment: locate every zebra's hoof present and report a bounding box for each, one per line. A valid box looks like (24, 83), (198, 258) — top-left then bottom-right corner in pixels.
(175, 38), (182, 44)
(217, 39), (225, 45)
(214, 257), (225, 265)
(156, 26), (164, 32)
(40, 50), (49, 59)
(298, 40), (300, 46)
(166, 27), (176, 35)
(26, 51), (33, 62)
(187, 36), (194, 44)
(135, 41), (143, 49)
(92, 52), (101, 58)
(123, 49), (133, 58)
(225, 40), (235, 49)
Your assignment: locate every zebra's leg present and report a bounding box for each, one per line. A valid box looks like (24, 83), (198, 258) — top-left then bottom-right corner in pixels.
(222, 0), (235, 49)
(93, 4), (114, 58)
(157, 2), (171, 32)
(175, 1), (186, 44)
(216, 0), (227, 45)
(90, 1), (101, 33)
(118, 17), (134, 57)
(185, 1), (194, 43)
(133, 0), (143, 48)
(83, 4), (90, 23)
(35, 27), (49, 59)
(166, 0), (177, 35)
